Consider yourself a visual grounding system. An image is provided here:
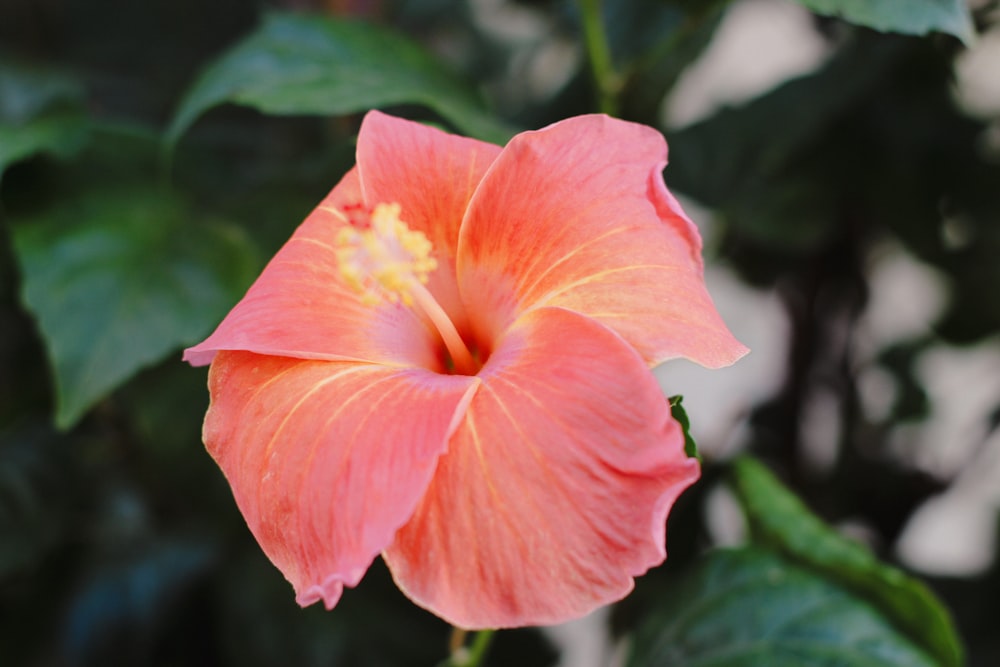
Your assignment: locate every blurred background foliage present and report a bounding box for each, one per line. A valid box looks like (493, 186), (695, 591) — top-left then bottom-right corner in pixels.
(1, 0), (999, 665)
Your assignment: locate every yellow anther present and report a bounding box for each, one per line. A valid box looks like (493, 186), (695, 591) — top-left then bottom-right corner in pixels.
(334, 202), (437, 305)
(333, 201), (477, 374)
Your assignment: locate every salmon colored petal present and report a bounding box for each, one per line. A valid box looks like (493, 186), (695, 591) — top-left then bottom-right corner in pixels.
(184, 168), (441, 369)
(356, 111), (502, 332)
(384, 307), (700, 629)
(204, 351), (479, 609)
(458, 114), (747, 369)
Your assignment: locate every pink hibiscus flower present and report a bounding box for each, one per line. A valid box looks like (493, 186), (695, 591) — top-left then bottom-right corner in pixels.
(184, 111), (746, 629)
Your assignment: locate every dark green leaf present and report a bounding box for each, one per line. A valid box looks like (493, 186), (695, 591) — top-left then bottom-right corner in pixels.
(0, 60), (90, 178)
(794, 0), (974, 44)
(613, 1), (726, 126)
(627, 547), (937, 667)
(0, 60), (81, 122)
(664, 32), (909, 260)
(166, 12), (515, 149)
(0, 109), (90, 177)
(667, 33), (906, 211)
(669, 395), (699, 460)
(10, 187), (259, 429)
(729, 457), (963, 667)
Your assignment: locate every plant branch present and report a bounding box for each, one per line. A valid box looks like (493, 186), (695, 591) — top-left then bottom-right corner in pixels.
(577, 0), (619, 116)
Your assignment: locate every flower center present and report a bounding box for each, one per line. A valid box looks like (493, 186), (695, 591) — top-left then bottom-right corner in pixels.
(333, 202), (478, 375)
(335, 202), (437, 305)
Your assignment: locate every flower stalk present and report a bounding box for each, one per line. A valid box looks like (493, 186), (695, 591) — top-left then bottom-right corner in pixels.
(577, 0), (619, 116)
(443, 628), (495, 667)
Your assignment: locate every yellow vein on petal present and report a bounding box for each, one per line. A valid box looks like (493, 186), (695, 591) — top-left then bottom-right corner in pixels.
(512, 209), (594, 294)
(533, 263), (683, 308)
(490, 372), (632, 519)
(590, 310), (735, 333)
(250, 365), (371, 535)
(268, 370), (398, 574)
(464, 407), (500, 505)
(257, 365), (371, 471)
(301, 372), (402, 475)
(229, 358), (316, 476)
(572, 311), (640, 319)
(493, 362), (623, 440)
(487, 375), (612, 566)
(297, 372), (404, 561)
(486, 375), (560, 466)
(318, 205), (349, 223)
(512, 186), (657, 292)
(500, 360), (674, 479)
(463, 400), (532, 560)
(517, 225), (637, 300)
(293, 237), (340, 254)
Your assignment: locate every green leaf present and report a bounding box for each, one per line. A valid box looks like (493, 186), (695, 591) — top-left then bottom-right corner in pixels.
(627, 547), (938, 667)
(729, 457), (963, 667)
(0, 60), (90, 178)
(0, 109), (90, 178)
(0, 59), (81, 122)
(793, 0), (974, 44)
(668, 395), (699, 459)
(166, 12), (515, 149)
(667, 33), (906, 211)
(10, 187), (259, 430)
(611, 0), (727, 126)
(664, 32), (910, 260)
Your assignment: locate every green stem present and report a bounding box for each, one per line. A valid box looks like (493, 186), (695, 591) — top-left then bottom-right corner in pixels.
(443, 628), (495, 667)
(577, 0), (619, 116)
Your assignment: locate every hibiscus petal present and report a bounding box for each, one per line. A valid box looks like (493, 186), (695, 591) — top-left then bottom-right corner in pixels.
(458, 114), (747, 369)
(384, 307), (700, 629)
(356, 111), (502, 332)
(184, 168), (441, 369)
(204, 351), (479, 609)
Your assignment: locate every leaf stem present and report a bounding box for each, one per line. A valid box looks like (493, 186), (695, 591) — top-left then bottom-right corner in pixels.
(577, 0), (619, 116)
(445, 628), (495, 667)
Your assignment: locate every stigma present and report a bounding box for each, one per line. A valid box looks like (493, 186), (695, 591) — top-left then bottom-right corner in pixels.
(333, 202), (437, 305)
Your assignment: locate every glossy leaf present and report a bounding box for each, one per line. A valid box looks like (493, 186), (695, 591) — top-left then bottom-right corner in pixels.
(10, 187), (259, 429)
(166, 12), (514, 148)
(729, 457), (963, 667)
(794, 0), (974, 44)
(627, 547), (937, 667)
